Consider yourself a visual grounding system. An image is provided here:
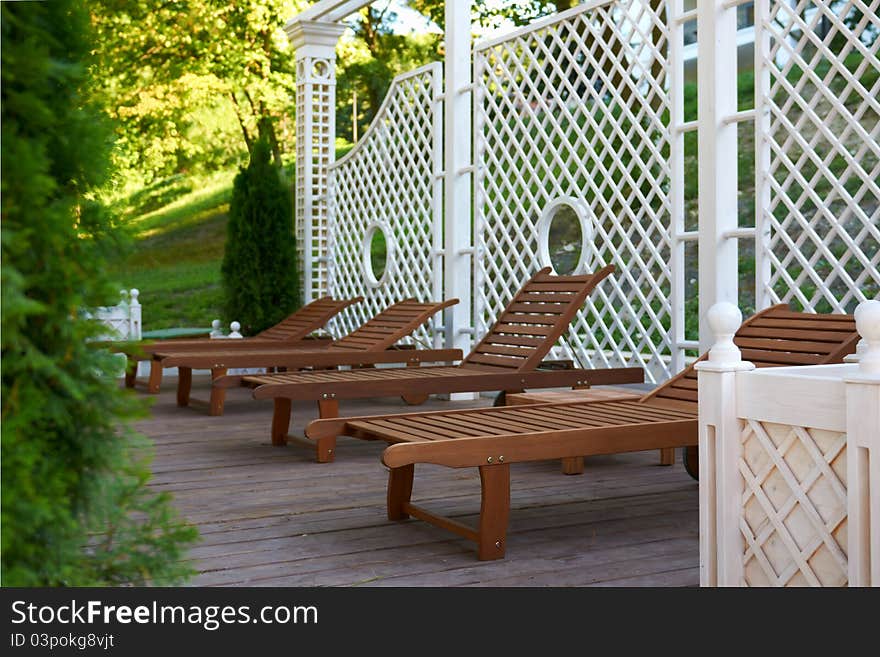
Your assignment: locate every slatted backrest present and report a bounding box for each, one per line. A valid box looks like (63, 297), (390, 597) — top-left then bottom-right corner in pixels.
(255, 296), (363, 340)
(643, 304), (859, 409)
(461, 265), (616, 372)
(328, 298), (459, 352)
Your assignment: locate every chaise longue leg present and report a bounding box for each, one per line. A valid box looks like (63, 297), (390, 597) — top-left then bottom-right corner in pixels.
(401, 361), (429, 405)
(124, 356), (138, 388)
(387, 464), (415, 521)
(561, 457), (585, 475)
(209, 367), (227, 416)
(148, 360), (163, 393)
(315, 398), (339, 463)
(271, 398), (292, 447)
(660, 448), (676, 465)
(477, 463), (511, 560)
(177, 367), (192, 407)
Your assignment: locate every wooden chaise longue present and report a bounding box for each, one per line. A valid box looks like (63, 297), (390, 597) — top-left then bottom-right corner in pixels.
(132, 297), (462, 415)
(304, 305), (859, 559)
(120, 295), (362, 392)
(217, 266), (646, 459)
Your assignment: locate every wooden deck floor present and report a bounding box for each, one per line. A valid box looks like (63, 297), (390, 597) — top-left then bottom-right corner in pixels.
(139, 376), (700, 587)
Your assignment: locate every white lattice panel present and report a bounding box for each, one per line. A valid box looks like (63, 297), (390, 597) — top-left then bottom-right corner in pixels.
(296, 54), (335, 301)
(739, 420), (848, 587)
(327, 63), (443, 347)
(756, 0), (880, 313)
(473, 0), (675, 383)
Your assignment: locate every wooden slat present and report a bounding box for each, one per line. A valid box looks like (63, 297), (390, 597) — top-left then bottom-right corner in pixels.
(506, 302), (570, 313)
(482, 335), (546, 347)
(464, 353), (525, 369)
(493, 323), (556, 336)
(495, 312), (560, 326)
(748, 317), (856, 331)
(736, 326), (855, 342)
(474, 343), (536, 358)
(739, 349), (824, 365)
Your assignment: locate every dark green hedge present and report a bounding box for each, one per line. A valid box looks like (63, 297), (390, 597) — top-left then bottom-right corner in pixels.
(1, 0), (196, 585)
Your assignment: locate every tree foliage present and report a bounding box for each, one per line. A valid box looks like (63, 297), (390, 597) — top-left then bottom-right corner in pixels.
(91, 0), (307, 184)
(1, 0), (197, 585)
(222, 139), (300, 335)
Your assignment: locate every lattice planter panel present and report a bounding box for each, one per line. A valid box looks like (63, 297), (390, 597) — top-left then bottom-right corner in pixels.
(327, 64), (443, 347)
(757, 0), (880, 313)
(739, 419), (848, 587)
(473, 0), (675, 383)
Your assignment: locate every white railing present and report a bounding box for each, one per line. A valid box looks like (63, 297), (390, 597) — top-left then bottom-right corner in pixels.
(92, 289), (142, 341)
(327, 62), (444, 347)
(698, 300), (880, 587)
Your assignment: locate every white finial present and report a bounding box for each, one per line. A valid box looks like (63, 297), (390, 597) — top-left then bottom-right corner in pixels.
(120, 289), (128, 303)
(229, 321), (243, 339)
(854, 300), (880, 376)
(129, 288), (140, 306)
(210, 319), (223, 339)
(707, 302), (743, 364)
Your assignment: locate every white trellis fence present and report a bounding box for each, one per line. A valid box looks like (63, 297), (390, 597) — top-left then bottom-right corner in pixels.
(289, 0), (878, 385)
(755, 0), (880, 312)
(326, 63), (444, 347)
(473, 0), (678, 384)
(92, 289), (142, 341)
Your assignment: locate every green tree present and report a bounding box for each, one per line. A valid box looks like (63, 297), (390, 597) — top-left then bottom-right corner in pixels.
(222, 139), (300, 335)
(91, 0), (307, 183)
(1, 0), (197, 585)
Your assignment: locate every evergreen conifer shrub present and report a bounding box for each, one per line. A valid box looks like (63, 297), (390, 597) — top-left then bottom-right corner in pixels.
(222, 139), (300, 335)
(1, 0), (197, 585)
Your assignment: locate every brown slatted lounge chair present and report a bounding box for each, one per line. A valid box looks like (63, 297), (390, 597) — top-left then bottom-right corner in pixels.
(219, 266), (645, 460)
(154, 298), (461, 415)
(122, 295), (363, 392)
(304, 305), (858, 560)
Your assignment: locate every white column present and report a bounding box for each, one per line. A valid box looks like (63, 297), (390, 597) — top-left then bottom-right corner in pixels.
(695, 302), (755, 586)
(287, 20), (346, 303)
(697, 0), (740, 350)
(444, 0), (474, 400)
(844, 300), (880, 587)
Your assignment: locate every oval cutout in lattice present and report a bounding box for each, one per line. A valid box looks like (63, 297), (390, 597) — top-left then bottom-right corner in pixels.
(362, 222), (394, 288)
(537, 197), (593, 275)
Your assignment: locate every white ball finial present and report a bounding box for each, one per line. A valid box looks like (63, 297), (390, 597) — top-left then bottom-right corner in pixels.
(210, 319), (223, 338)
(129, 288), (140, 305)
(229, 321), (243, 339)
(707, 302), (743, 364)
(854, 300), (880, 375)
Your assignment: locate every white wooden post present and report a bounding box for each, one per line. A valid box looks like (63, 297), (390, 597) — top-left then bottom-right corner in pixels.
(444, 0), (474, 399)
(128, 288), (141, 340)
(696, 0), (740, 350)
(695, 302), (755, 586)
(287, 19), (346, 303)
(844, 300), (880, 587)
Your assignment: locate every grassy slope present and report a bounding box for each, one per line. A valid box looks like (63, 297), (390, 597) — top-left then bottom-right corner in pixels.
(108, 170), (235, 330)
(108, 145), (355, 330)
